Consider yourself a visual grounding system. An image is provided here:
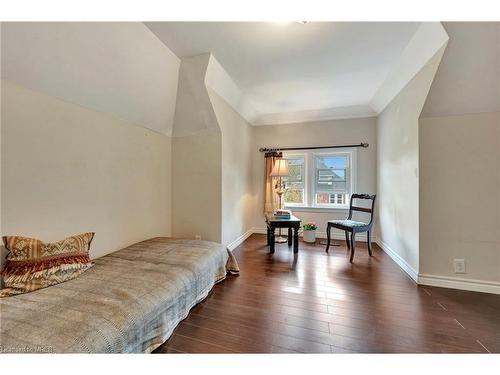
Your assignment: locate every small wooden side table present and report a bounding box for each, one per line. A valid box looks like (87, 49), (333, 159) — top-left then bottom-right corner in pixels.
(265, 214), (301, 254)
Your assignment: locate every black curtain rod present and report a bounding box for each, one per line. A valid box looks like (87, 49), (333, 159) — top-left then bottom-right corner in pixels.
(259, 142), (369, 152)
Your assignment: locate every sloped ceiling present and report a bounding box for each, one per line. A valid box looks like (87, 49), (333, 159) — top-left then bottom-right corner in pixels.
(422, 22), (500, 117)
(172, 53), (221, 137)
(1, 22), (452, 133)
(1, 22), (180, 135)
(371, 22), (449, 114)
(147, 22), (448, 125)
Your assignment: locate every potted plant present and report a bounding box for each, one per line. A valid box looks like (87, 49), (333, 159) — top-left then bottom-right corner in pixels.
(302, 223), (318, 243)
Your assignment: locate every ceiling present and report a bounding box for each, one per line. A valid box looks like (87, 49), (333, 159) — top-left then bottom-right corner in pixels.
(2, 22), (451, 134)
(146, 22), (420, 124)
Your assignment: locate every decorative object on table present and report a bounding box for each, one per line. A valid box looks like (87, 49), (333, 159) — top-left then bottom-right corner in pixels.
(263, 150), (283, 215)
(274, 209), (291, 219)
(270, 158), (290, 243)
(270, 158), (289, 210)
(265, 213), (301, 254)
(302, 222), (318, 243)
(325, 194), (376, 263)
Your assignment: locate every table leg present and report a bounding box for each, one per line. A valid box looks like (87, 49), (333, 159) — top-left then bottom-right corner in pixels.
(266, 226), (270, 246)
(293, 226), (299, 253)
(270, 227), (275, 254)
(288, 227), (292, 246)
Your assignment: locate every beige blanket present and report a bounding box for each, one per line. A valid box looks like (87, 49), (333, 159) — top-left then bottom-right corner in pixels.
(0, 237), (239, 353)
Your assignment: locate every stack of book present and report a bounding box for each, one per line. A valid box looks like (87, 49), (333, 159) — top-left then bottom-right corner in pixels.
(273, 209), (291, 219)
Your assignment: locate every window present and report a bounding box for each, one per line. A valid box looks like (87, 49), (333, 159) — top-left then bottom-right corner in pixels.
(283, 156), (305, 205)
(282, 149), (355, 209)
(314, 154), (350, 207)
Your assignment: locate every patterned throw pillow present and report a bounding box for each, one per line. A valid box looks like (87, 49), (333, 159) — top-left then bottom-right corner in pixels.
(0, 232), (94, 297)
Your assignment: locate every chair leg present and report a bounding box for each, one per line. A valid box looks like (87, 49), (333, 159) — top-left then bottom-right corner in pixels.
(349, 232), (356, 263)
(367, 230), (373, 256)
(345, 231), (350, 250)
(325, 224), (331, 253)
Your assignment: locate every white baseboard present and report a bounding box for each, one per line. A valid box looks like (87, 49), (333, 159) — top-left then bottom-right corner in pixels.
(418, 274), (500, 295)
(252, 227), (368, 242)
(375, 239), (419, 282)
(226, 229), (254, 251)
(375, 239), (500, 294)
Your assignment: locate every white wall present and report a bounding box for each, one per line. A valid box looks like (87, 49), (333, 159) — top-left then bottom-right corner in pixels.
(171, 54), (222, 242)
(208, 88), (255, 246)
(1, 22), (175, 267)
(171, 133), (222, 242)
(417, 23), (500, 291)
(1, 22), (180, 135)
(1, 81), (171, 259)
(419, 112), (500, 285)
(251, 117), (377, 238)
(376, 46), (446, 280)
(171, 53), (257, 246)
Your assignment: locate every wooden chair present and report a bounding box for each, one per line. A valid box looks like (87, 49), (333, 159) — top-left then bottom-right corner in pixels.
(325, 194), (376, 263)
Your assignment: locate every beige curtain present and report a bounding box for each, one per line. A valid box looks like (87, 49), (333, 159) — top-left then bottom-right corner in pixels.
(264, 151), (282, 215)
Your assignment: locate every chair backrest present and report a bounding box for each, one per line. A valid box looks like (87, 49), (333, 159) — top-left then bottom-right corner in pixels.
(347, 194), (376, 225)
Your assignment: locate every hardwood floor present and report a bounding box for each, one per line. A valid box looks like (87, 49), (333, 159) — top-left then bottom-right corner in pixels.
(154, 234), (500, 353)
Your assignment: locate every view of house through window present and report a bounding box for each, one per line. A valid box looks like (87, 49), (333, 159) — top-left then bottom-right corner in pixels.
(316, 193), (348, 205)
(315, 154), (350, 206)
(282, 150), (354, 208)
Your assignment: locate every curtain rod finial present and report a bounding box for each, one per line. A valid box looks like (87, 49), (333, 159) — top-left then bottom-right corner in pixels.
(362, 142), (369, 148)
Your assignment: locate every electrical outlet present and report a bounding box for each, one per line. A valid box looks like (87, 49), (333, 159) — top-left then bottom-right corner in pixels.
(195, 235), (201, 240)
(453, 259), (466, 274)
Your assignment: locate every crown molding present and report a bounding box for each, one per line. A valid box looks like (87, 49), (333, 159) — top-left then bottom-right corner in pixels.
(252, 104), (376, 126)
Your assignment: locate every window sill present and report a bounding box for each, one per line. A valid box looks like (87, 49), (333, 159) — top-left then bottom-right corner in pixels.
(284, 205), (349, 213)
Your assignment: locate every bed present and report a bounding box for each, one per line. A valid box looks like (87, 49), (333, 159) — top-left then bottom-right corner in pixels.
(0, 237), (239, 353)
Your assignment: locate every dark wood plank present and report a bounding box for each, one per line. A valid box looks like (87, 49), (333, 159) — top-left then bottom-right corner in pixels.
(162, 334), (236, 353)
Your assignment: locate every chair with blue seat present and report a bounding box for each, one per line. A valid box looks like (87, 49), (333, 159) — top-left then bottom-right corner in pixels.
(325, 194), (376, 263)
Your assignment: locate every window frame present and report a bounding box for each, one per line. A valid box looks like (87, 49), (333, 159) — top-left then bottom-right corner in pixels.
(282, 148), (357, 211)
